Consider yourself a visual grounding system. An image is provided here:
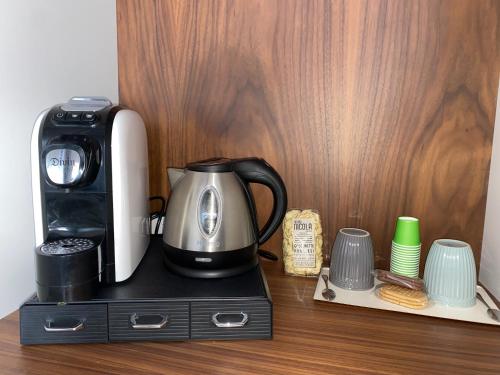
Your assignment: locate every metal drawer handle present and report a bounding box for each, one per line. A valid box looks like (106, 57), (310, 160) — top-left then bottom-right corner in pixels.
(130, 313), (168, 329)
(44, 319), (85, 332)
(211, 312), (248, 328)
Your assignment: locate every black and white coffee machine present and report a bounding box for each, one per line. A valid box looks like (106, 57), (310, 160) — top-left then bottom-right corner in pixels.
(31, 97), (150, 302)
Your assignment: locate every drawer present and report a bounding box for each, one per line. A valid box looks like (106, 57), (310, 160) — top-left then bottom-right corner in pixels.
(191, 300), (272, 340)
(108, 302), (189, 341)
(20, 304), (107, 345)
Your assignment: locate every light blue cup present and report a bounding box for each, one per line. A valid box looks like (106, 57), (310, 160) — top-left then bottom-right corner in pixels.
(424, 239), (476, 307)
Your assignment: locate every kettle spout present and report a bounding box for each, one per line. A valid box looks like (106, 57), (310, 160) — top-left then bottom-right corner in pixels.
(167, 168), (186, 188)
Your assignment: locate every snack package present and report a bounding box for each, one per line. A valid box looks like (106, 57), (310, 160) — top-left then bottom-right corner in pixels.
(374, 269), (425, 291)
(282, 209), (323, 276)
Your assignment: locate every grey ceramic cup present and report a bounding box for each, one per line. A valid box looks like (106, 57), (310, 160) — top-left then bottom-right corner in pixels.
(329, 228), (375, 290)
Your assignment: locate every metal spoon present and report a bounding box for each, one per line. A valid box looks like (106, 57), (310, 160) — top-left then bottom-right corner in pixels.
(476, 293), (500, 322)
(321, 274), (336, 301)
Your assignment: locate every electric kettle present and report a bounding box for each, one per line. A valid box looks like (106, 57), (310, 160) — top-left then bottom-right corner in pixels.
(162, 157), (287, 278)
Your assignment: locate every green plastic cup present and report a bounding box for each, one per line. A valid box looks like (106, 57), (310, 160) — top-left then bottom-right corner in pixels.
(391, 269), (418, 278)
(393, 216), (420, 246)
(392, 254), (420, 262)
(391, 257), (420, 265)
(392, 242), (421, 250)
(392, 248), (418, 254)
(392, 260), (420, 266)
(390, 264), (418, 277)
(392, 253), (420, 260)
(391, 261), (419, 268)
(392, 248), (421, 257)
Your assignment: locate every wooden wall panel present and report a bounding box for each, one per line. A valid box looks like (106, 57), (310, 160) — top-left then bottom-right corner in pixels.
(117, 0), (500, 271)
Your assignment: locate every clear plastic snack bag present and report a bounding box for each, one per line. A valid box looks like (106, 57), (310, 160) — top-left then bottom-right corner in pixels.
(282, 209), (323, 277)
(373, 269), (425, 291)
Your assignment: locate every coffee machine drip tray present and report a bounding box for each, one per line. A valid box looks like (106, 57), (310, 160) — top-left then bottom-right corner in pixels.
(20, 237), (272, 345)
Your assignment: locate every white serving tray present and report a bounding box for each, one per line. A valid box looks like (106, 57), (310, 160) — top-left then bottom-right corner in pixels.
(314, 267), (500, 326)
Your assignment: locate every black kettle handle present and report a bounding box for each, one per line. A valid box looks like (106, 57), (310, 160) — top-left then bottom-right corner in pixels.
(232, 158), (287, 245)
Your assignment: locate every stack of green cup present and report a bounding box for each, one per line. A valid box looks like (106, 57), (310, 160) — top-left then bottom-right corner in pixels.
(390, 216), (421, 278)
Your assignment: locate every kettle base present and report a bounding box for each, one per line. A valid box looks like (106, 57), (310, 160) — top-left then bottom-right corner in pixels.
(162, 243), (259, 278)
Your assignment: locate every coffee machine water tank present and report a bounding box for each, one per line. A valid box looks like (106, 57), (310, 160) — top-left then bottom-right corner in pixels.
(31, 97), (150, 301)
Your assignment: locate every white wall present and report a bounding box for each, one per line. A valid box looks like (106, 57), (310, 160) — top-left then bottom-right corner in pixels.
(481, 82), (500, 301)
(0, 0), (118, 318)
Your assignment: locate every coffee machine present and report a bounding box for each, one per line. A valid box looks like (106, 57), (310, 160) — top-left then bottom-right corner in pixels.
(31, 97), (150, 302)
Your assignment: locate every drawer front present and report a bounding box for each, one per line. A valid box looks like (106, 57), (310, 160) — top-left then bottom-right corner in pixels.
(191, 300), (272, 340)
(109, 302), (189, 341)
(20, 304), (107, 345)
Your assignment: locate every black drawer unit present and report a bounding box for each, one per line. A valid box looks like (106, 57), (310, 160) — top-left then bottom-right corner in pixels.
(20, 237), (272, 345)
(108, 302), (189, 341)
(191, 300), (272, 340)
(20, 304), (107, 345)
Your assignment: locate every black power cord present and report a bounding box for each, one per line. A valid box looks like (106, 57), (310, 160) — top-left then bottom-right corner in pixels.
(258, 249), (278, 261)
(149, 196), (166, 235)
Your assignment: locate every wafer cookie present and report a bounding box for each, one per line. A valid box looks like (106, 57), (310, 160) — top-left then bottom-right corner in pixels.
(377, 284), (428, 309)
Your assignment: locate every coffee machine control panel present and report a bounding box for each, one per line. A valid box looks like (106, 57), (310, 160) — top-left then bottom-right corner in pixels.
(53, 110), (98, 124)
(52, 96), (113, 125)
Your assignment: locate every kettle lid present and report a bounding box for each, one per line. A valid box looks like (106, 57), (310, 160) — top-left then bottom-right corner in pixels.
(186, 158), (233, 172)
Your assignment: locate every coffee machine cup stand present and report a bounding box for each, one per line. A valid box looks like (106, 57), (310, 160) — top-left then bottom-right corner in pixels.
(20, 97), (273, 345)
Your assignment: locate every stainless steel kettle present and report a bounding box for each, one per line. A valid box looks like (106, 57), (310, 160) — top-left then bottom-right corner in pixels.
(162, 157), (287, 278)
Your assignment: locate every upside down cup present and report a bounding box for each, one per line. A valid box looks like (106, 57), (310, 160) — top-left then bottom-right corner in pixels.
(393, 216), (420, 246)
(390, 241), (421, 278)
(424, 239), (476, 307)
(330, 228), (374, 290)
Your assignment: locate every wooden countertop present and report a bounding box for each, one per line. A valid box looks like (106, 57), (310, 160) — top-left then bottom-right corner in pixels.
(1, 260), (499, 375)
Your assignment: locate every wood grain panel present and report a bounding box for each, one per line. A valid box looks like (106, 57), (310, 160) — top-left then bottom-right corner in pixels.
(2, 261), (500, 374)
(117, 0), (500, 271)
